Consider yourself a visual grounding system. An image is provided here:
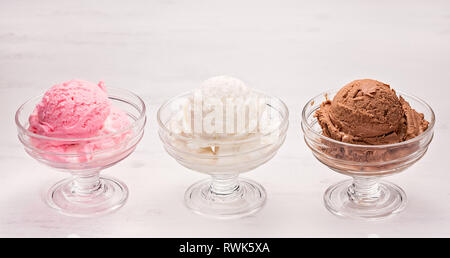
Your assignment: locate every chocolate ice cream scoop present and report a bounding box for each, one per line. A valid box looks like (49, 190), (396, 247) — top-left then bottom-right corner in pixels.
(399, 96), (429, 140)
(315, 79), (428, 145)
(302, 83), (435, 220)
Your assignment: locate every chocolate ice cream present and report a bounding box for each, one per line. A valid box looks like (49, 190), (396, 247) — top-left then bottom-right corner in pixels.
(315, 79), (429, 145)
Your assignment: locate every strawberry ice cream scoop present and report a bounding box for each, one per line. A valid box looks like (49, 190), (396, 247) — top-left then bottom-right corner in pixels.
(30, 106), (132, 163)
(29, 79), (111, 138)
(27, 79), (132, 163)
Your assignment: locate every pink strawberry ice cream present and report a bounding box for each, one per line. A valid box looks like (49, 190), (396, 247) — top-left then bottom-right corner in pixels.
(29, 80), (111, 138)
(28, 79), (131, 162)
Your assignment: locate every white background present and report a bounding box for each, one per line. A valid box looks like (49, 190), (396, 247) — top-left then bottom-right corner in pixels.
(1, 0), (449, 237)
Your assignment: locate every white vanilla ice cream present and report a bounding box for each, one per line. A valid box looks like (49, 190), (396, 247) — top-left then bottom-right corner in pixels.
(167, 76), (282, 156)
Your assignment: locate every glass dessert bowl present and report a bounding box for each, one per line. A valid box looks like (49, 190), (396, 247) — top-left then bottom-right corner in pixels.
(15, 87), (146, 217)
(301, 89), (435, 220)
(158, 90), (289, 219)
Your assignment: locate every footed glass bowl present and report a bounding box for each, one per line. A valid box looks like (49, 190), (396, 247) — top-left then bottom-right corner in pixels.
(15, 88), (146, 217)
(301, 89), (435, 220)
(158, 91), (289, 219)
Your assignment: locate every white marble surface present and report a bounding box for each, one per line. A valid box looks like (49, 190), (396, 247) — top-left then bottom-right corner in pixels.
(1, 0), (449, 237)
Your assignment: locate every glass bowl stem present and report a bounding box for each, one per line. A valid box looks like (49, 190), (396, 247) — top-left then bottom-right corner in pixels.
(71, 170), (103, 196)
(348, 176), (381, 205)
(210, 174), (240, 195)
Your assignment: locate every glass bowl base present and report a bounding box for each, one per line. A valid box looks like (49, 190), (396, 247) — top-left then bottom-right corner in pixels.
(185, 177), (266, 219)
(324, 179), (407, 220)
(46, 176), (129, 217)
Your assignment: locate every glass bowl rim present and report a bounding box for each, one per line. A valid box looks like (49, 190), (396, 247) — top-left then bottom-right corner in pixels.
(15, 87), (147, 142)
(301, 88), (436, 149)
(157, 89), (290, 145)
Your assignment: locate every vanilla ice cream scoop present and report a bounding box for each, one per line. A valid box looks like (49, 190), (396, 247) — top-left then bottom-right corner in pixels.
(167, 76), (282, 156)
(200, 75), (251, 99)
(171, 76), (268, 139)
